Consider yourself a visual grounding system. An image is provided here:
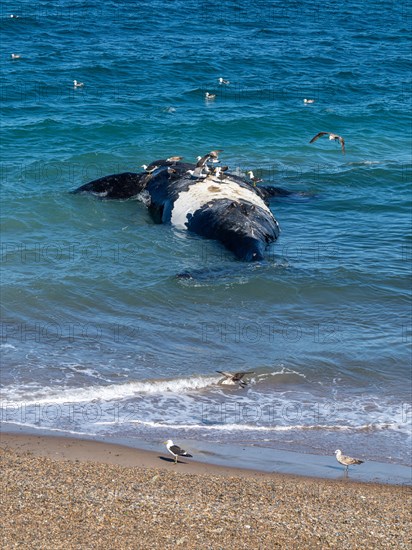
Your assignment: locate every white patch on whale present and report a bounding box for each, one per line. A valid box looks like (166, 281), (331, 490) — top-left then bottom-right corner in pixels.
(170, 175), (272, 229)
(135, 189), (151, 206)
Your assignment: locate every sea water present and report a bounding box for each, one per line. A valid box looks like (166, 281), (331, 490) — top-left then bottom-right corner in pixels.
(1, 0), (411, 469)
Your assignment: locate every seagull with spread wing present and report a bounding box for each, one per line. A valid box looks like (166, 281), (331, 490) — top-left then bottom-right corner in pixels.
(310, 132), (345, 154)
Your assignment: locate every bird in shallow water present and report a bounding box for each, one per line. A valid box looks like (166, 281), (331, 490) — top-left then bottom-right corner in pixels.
(334, 449), (364, 473)
(310, 132), (345, 154)
(216, 371), (254, 389)
(164, 439), (193, 464)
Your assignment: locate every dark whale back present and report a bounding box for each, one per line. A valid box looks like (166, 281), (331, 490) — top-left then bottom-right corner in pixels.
(70, 162), (282, 261)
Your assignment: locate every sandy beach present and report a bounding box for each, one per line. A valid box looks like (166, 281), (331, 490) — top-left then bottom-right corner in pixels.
(1, 433), (411, 549)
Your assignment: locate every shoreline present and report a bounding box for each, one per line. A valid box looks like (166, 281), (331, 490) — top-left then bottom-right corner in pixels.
(1, 429), (411, 486)
(2, 431), (411, 548)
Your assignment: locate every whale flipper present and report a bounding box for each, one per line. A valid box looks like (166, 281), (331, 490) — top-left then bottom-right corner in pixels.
(257, 185), (295, 198)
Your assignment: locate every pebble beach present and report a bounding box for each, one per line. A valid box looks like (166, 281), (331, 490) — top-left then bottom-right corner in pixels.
(1, 434), (411, 549)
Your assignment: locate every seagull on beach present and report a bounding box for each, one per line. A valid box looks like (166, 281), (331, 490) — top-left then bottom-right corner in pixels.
(164, 439), (193, 464)
(334, 449), (364, 473)
(73, 80), (84, 88)
(216, 371), (254, 389)
(310, 132), (345, 154)
(219, 77), (230, 85)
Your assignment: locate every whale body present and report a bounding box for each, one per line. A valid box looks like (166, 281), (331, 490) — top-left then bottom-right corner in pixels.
(71, 160), (285, 261)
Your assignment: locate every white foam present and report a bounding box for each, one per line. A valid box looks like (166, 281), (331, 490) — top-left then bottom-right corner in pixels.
(171, 175), (272, 228)
(1, 376), (220, 405)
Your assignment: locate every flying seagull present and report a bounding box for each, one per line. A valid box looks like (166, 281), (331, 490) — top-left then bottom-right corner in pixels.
(310, 132), (345, 154)
(164, 439), (193, 464)
(209, 150), (223, 160)
(334, 449), (364, 472)
(216, 371), (254, 388)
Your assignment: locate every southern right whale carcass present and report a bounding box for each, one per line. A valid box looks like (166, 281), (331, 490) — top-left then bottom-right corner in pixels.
(71, 155), (287, 261)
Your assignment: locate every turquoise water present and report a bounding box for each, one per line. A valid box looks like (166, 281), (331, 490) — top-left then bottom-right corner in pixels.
(1, 1), (411, 467)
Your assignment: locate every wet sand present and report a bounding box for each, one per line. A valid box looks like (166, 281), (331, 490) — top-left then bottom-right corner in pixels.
(1, 433), (411, 549)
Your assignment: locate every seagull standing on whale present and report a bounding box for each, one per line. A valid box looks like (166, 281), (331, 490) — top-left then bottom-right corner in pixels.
(216, 371), (254, 388)
(164, 439), (193, 464)
(141, 164), (159, 173)
(334, 449), (364, 473)
(166, 156), (183, 163)
(195, 150), (223, 173)
(247, 171), (263, 186)
(310, 132), (345, 154)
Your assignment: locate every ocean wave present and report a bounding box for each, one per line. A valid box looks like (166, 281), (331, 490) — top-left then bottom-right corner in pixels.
(0, 375), (221, 404)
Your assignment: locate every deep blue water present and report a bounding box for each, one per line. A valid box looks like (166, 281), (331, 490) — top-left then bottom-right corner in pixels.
(1, 0), (411, 467)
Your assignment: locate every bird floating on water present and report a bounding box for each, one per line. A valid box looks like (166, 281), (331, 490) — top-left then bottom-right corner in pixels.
(216, 371), (254, 388)
(219, 78), (230, 85)
(11, 53), (21, 59)
(303, 98), (315, 104)
(310, 132), (345, 154)
(334, 449), (364, 473)
(164, 439), (193, 464)
(73, 80), (84, 88)
(205, 92), (216, 100)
